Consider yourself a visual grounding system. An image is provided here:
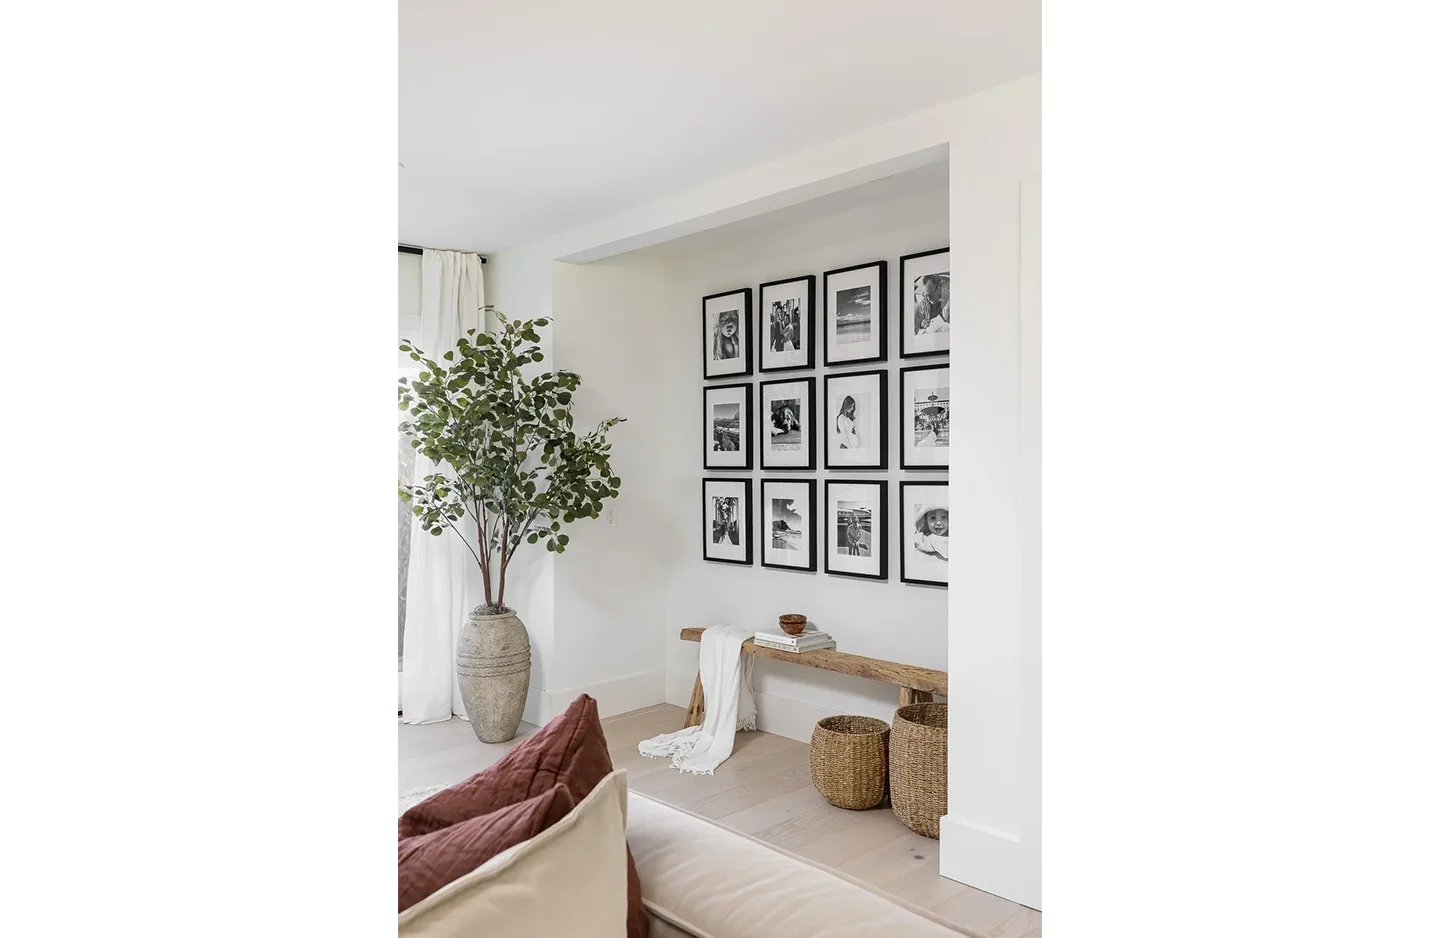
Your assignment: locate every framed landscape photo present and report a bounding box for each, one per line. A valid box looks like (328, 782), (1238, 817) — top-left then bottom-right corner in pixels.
(824, 369), (887, 470)
(761, 479), (816, 572)
(703, 383), (752, 470)
(758, 275), (815, 372)
(823, 261), (887, 366)
(899, 248), (950, 358)
(759, 377), (815, 470)
(900, 481), (949, 587)
(824, 480), (887, 580)
(900, 364), (949, 469)
(703, 288), (753, 379)
(703, 478), (752, 565)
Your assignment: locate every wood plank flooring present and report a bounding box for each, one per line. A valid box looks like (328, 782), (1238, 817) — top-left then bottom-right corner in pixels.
(399, 703), (1040, 938)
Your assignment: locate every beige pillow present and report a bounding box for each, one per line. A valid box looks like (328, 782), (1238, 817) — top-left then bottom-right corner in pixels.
(399, 769), (630, 938)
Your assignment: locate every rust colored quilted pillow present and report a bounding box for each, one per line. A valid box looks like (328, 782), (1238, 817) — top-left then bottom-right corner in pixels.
(397, 694), (648, 938)
(398, 782), (575, 912)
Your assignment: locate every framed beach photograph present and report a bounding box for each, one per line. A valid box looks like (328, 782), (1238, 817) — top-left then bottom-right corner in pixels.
(703, 382), (752, 470)
(823, 260), (887, 366)
(761, 479), (816, 572)
(703, 477), (752, 565)
(824, 479), (888, 580)
(900, 364), (949, 469)
(703, 288), (753, 379)
(900, 481), (949, 586)
(758, 275), (815, 372)
(759, 377), (815, 470)
(824, 369), (887, 470)
(899, 248), (950, 358)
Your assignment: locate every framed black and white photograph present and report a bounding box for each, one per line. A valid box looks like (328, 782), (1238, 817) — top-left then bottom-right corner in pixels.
(823, 261), (887, 366)
(759, 377), (814, 470)
(703, 382), (752, 470)
(824, 369), (887, 470)
(900, 364), (948, 469)
(703, 478), (752, 565)
(761, 479), (816, 572)
(899, 248), (950, 358)
(758, 275), (815, 372)
(824, 480), (887, 580)
(703, 288), (753, 379)
(900, 481), (948, 586)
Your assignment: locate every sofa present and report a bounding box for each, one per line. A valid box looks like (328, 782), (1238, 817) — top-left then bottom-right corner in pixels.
(627, 784), (966, 937)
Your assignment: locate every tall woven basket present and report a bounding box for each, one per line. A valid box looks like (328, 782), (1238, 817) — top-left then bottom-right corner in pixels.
(890, 702), (947, 837)
(810, 715), (890, 810)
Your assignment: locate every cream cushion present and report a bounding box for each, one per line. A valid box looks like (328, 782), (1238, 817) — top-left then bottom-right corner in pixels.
(398, 769), (630, 938)
(627, 792), (965, 937)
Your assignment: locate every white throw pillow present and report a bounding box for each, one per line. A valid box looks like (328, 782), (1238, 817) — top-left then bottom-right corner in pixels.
(398, 769), (630, 938)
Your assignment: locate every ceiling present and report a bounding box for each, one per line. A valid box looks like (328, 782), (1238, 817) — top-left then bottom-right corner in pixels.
(400, 1), (1038, 254)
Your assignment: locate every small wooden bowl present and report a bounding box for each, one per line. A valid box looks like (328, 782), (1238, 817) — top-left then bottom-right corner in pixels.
(779, 614), (808, 636)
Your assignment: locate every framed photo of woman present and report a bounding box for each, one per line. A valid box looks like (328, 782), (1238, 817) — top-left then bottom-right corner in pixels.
(703, 383), (752, 470)
(899, 363), (948, 469)
(900, 481), (948, 586)
(759, 377), (814, 470)
(824, 479), (887, 580)
(824, 370), (887, 470)
(703, 478), (752, 565)
(899, 248), (950, 358)
(761, 478), (816, 571)
(703, 288), (752, 379)
(758, 275), (815, 372)
(823, 261), (887, 366)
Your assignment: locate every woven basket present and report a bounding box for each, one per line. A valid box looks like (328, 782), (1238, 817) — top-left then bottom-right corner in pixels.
(810, 715), (890, 810)
(890, 702), (947, 837)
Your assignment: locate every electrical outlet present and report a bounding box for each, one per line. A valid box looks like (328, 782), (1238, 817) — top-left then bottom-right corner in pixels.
(606, 506), (616, 528)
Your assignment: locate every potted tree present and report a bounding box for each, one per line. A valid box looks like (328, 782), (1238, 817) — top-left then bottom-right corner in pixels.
(399, 310), (623, 742)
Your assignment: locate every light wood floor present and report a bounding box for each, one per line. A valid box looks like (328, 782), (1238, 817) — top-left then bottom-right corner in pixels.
(399, 703), (1040, 938)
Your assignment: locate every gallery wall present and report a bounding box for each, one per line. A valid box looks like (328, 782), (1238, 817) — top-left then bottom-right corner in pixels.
(650, 182), (952, 740)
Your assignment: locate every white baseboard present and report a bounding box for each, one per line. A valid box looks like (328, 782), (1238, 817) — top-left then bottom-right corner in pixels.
(938, 815), (1041, 910)
(663, 670), (863, 744)
(665, 669), (694, 708)
(546, 669), (667, 720)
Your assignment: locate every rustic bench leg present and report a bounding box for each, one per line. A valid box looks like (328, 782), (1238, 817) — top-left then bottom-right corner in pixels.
(684, 671), (705, 728)
(898, 687), (934, 708)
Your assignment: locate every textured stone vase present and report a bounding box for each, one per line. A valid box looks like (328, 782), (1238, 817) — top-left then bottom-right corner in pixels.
(456, 607), (531, 743)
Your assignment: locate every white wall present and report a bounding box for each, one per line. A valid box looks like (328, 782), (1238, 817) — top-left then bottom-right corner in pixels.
(548, 255), (670, 717)
(651, 185), (952, 740)
(938, 76), (1040, 910)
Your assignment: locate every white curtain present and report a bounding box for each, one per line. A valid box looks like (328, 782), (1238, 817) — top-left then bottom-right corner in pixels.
(402, 249), (486, 724)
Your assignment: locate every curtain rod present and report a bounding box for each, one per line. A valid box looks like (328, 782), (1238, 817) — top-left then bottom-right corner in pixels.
(391, 242), (486, 263)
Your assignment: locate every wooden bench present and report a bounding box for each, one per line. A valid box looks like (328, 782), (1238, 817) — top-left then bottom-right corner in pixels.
(679, 626), (948, 728)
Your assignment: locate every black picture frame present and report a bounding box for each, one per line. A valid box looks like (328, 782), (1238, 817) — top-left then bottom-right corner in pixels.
(758, 376), (815, 470)
(823, 369), (888, 470)
(823, 479), (888, 580)
(899, 480), (949, 587)
(702, 288), (753, 379)
(823, 260), (887, 366)
(702, 477), (753, 565)
(899, 363), (949, 470)
(758, 275), (816, 373)
(898, 247), (951, 359)
(703, 382), (753, 470)
(760, 478), (817, 572)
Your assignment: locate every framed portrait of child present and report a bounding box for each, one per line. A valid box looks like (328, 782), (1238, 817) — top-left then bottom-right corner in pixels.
(900, 480), (948, 587)
(703, 288), (752, 379)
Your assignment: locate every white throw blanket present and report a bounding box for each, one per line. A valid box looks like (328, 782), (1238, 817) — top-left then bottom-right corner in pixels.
(639, 624), (756, 775)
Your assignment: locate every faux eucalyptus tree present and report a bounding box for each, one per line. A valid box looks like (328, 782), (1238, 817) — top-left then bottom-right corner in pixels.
(398, 310), (623, 614)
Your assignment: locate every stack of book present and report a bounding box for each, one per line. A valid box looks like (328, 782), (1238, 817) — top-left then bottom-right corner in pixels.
(753, 628), (835, 653)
